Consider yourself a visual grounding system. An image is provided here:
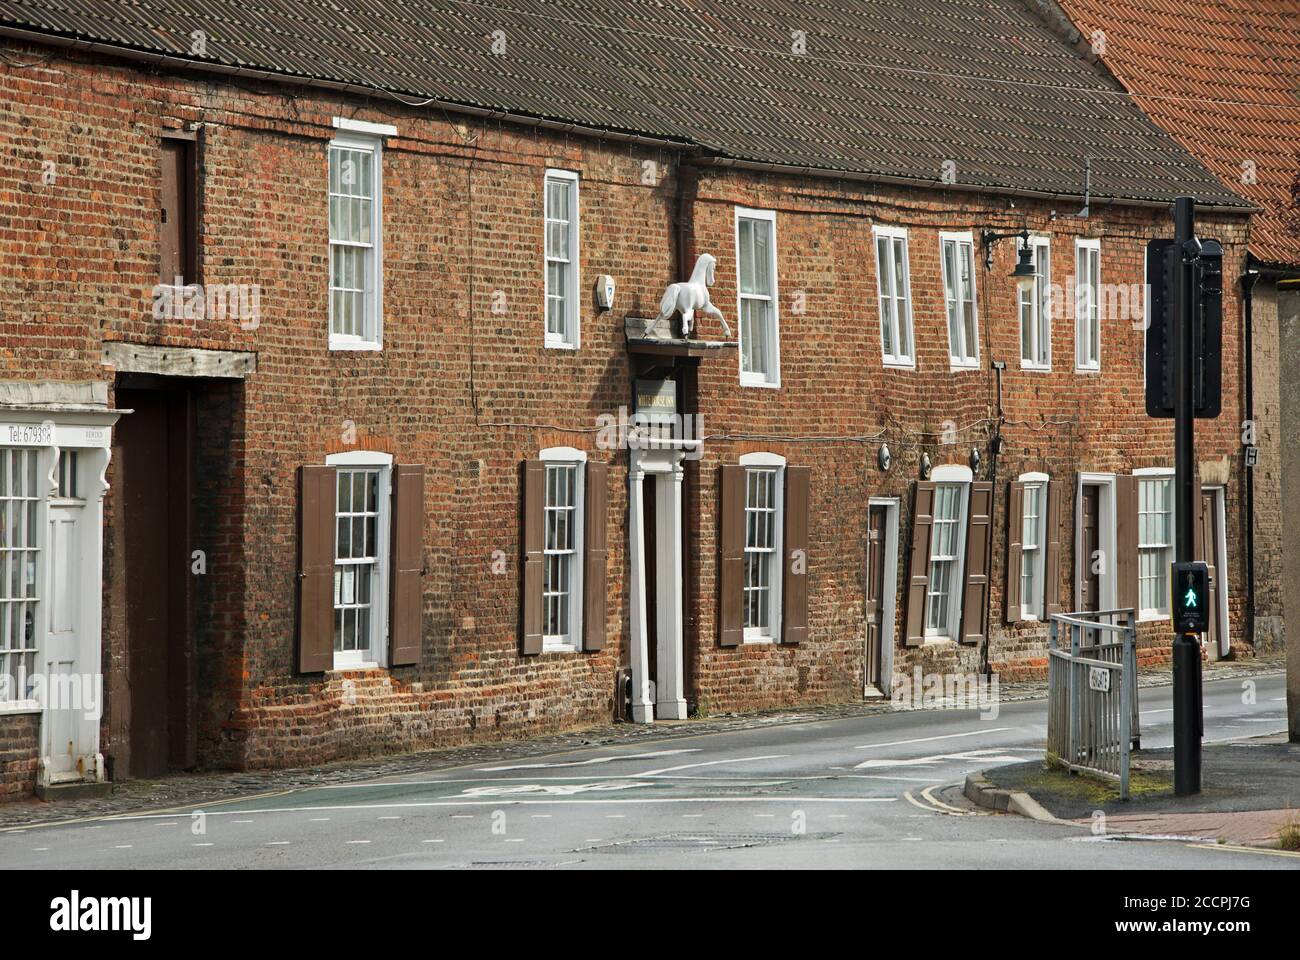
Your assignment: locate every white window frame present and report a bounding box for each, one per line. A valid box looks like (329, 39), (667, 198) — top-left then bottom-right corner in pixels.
(739, 452), (785, 641)
(326, 450), (392, 669)
(734, 207), (781, 388)
(873, 225), (916, 368)
(1074, 238), (1101, 372)
(539, 446), (586, 651)
(328, 132), (384, 351)
(1018, 471), (1049, 621)
(0, 446), (45, 713)
(940, 231), (980, 369)
(544, 169), (581, 350)
(1135, 467), (1175, 622)
(925, 464), (971, 641)
(1020, 235), (1052, 370)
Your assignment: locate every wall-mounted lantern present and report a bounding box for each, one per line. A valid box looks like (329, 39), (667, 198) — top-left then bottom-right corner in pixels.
(878, 443), (891, 472)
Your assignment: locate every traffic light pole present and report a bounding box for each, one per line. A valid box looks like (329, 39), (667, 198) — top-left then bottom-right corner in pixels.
(1172, 196), (1202, 796)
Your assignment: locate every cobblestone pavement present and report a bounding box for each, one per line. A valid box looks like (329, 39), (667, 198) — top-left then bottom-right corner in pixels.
(0, 656), (1284, 830)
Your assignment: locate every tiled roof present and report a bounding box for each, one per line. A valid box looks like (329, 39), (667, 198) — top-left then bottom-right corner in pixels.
(0, 0), (1249, 208)
(1055, 0), (1300, 265)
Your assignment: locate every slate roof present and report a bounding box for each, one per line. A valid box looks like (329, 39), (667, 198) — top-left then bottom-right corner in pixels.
(1055, 0), (1300, 265)
(0, 0), (1249, 208)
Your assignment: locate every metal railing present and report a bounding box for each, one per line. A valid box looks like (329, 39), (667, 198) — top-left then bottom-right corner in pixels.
(1046, 608), (1139, 800)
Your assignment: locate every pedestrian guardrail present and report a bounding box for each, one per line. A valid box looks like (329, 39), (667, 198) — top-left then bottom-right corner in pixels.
(1046, 608), (1139, 800)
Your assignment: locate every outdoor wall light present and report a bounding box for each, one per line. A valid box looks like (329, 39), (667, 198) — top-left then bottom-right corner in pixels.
(970, 447), (982, 474)
(981, 227), (1037, 294)
(919, 452), (932, 479)
(878, 442), (891, 472)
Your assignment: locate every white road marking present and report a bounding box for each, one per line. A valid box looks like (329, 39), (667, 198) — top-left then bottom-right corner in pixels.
(479, 749), (700, 772)
(194, 842), (213, 847)
(32, 847), (48, 852)
(637, 755), (788, 776)
(920, 785), (966, 814)
(266, 841), (290, 846)
(310, 818), (330, 822)
(346, 840), (371, 845)
(681, 814), (703, 818)
(530, 814), (553, 818)
(856, 748), (1024, 770)
(504, 838), (524, 843)
(422, 839), (444, 843)
(156, 822), (178, 827)
(233, 820), (253, 824)
(856, 728), (1011, 750)
(114, 844), (132, 849)
(377, 816), (401, 820)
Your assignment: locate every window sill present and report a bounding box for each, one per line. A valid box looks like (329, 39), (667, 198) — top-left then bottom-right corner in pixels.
(743, 635), (777, 645)
(1074, 365), (1101, 375)
(739, 375), (781, 390)
(882, 358), (916, 370)
(330, 662), (382, 673)
(542, 642), (580, 653)
(0, 700), (41, 715)
(330, 337), (383, 352)
(544, 339), (580, 352)
(1138, 612), (1170, 624)
(948, 360), (980, 372)
(923, 636), (956, 646)
(1020, 361), (1051, 373)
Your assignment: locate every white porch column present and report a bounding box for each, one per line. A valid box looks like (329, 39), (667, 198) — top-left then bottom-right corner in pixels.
(654, 460), (687, 719)
(627, 462), (654, 723)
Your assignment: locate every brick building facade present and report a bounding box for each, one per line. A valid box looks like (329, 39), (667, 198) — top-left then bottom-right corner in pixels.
(0, 0), (1274, 799)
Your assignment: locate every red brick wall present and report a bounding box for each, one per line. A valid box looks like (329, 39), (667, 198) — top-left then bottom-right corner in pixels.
(0, 39), (1262, 788)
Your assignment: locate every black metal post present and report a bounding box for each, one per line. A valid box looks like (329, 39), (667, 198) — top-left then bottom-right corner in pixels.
(1172, 196), (1202, 796)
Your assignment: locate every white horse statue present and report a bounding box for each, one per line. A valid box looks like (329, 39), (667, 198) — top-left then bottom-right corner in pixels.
(655, 253), (731, 339)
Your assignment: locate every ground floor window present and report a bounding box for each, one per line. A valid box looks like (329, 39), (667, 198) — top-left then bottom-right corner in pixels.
(1138, 475), (1173, 618)
(926, 482), (967, 637)
(0, 448), (40, 705)
(543, 462), (579, 646)
(333, 465), (384, 665)
(1021, 481), (1045, 619)
(743, 465), (782, 640)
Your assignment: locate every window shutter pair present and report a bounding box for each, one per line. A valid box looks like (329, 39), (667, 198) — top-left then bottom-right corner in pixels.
(296, 464), (425, 673)
(717, 464), (810, 646)
(1004, 479), (1064, 622)
(903, 480), (993, 646)
(519, 460), (608, 654)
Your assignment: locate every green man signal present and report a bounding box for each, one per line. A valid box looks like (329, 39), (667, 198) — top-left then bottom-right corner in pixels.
(1171, 562), (1210, 634)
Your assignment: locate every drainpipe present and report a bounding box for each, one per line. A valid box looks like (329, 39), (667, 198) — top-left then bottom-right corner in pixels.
(984, 360), (1007, 678)
(1241, 263), (1259, 648)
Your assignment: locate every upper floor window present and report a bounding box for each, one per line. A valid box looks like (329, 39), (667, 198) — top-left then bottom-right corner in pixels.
(736, 208), (780, 387)
(1020, 236), (1051, 369)
(544, 170), (580, 349)
(329, 134), (383, 350)
(873, 225), (915, 367)
(1138, 473), (1174, 619)
(1075, 238), (1100, 371)
(160, 133), (198, 287)
(940, 232), (979, 368)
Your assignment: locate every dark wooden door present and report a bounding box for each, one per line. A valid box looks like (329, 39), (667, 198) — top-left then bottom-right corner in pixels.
(1080, 485), (1100, 613)
(643, 475), (658, 694)
(1200, 490), (1220, 652)
(116, 386), (194, 778)
(864, 506), (886, 690)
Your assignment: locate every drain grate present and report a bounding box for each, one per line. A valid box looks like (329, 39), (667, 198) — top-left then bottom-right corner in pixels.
(465, 858), (584, 869)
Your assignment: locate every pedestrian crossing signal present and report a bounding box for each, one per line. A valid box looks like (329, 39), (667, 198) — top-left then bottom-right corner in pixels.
(1171, 562), (1209, 634)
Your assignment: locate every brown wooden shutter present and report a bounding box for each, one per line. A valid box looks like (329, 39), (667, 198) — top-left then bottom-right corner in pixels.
(297, 465), (336, 673)
(583, 461), (609, 651)
(1005, 481), (1025, 623)
(960, 481), (993, 645)
(1044, 478), (1064, 616)
(1116, 475), (1139, 613)
(718, 465), (745, 647)
(520, 460), (544, 655)
(903, 481), (936, 646)
(782, 466), (810, 644)
(388, 464), (424, 667)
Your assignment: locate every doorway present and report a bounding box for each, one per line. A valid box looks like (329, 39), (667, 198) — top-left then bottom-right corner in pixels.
(1199, 486), (1229, 659)
(1076, 474), (1116, 639)
(627, 446), (689, 723)
(114, 383), (195, 778)
(865, 498), (898, 697)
